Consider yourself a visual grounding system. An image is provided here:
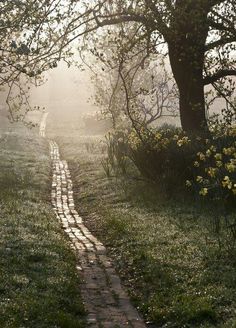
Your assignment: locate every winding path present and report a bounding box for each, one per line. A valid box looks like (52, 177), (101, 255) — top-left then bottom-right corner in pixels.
(41, 113), (147, 327)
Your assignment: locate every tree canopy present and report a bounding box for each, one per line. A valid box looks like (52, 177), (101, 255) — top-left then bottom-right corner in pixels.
(1, 0), (236, 131)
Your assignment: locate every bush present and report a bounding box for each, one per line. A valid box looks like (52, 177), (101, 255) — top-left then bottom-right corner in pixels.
(101, 131), (130, 177)
(187, 133), (236, 202)
(126, 125), (236, 202)
(127, 125), (199, 194)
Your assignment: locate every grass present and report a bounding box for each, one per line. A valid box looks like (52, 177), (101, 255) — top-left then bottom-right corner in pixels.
(55, 134), (236, 328)
(0, 120), (85, 328)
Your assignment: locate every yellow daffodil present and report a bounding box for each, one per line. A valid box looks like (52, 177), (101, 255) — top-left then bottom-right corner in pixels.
(210, 145), (216, 152)
(196, 176), (203, 183)
(199, 188), (208, 196)
(214, 153), (222, 161)
(216, 161), (223, 168)
(207, 167), (217, 178)
(186, 180), (192, 187)
(222, 176), (232, 189)
(225, 163), (236, 173)
(206, 149), (212, 157)
(197, 152), (206, 161)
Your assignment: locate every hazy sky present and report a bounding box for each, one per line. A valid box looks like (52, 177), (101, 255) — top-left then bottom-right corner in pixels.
(30, 62), (98, 116)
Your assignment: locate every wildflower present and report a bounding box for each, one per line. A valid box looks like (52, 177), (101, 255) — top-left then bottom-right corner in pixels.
(194, 161), (200, 167)
(162, 138), (170, 147)
(186, 180), (192, 187)
(225, 162), (236, 173)
(210, 145), (216, 152)
(155, 133), (162, 140)
(196, 176), (203, 183)
(177, 139), (184, 147)
(173, 134), (179, 141)
(222, 176), (232, 189)
(214, 153), (222, 160)
(223, 147), (234, 156)
(182, 136), (190, 144)
(199, 188), (208, 196)
(206, 149), (212, 157)
(207, 167), (217, 178)
(228, 126), (236, 136)
(197, 152), (206, 161)
(216, 161), (223, 168)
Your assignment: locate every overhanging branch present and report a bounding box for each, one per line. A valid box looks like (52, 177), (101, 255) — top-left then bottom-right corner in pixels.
(205, 37), (236, 51)
(204, 69), (236, 85)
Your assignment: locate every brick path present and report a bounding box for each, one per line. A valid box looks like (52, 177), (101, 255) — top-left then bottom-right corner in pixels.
(49, 140), (147, 327)
(39, 112), (49, 137)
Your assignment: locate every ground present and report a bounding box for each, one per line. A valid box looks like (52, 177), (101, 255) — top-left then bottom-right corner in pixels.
(0, 112), (86, 328)
(51, 129), (236, 328)
(1, 109), (236, 328)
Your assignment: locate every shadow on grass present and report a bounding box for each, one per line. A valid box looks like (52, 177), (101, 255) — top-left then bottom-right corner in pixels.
(0, 131), (85, 328)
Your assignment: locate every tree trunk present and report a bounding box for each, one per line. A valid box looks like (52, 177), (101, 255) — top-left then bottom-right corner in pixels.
(168, 42), (208, 134)
(167, 1), (209, 134)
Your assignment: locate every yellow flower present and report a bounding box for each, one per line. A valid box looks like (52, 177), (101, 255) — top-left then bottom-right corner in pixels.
(214, 153), (222, 161)
(210, 145), (216, 152)
(155, 133), (162, 140)
(207, 167), (217, 178)
(199, 188), (208, 196)
(177, 140), (184, 147)
(162, 138), (170, 147)
(206, 149), (212, 157)
(186, 180), (192, 187)
(216, 161), (223, 168)
(197, 152), (206, 161)
(182, 136), (191, 143)
(196, 176), (203, 183)
(223, 147), (234, 156)
(177, 136), (190, 147)
(222, 176), (232, 189)
(225, 163), (236, 173)
(228, 126), (236, 136)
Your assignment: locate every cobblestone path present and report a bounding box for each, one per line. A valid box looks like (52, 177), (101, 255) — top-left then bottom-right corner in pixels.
(49, 140), (147, 327)
(39, 112), (49, 137)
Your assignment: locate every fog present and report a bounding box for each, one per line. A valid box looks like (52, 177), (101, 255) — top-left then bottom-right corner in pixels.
(30, 62), (98, 120)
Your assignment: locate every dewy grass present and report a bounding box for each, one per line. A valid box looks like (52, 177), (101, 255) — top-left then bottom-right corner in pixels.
(56, 134), (236, 328)
(0, 125), (85, 328)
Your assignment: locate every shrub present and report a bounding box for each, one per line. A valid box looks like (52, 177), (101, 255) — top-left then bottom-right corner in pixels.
(127, 125), (201, 194)
(187, 132), (236, 202)
(127, 125), (236, 202)
(101, 131), (130, 177)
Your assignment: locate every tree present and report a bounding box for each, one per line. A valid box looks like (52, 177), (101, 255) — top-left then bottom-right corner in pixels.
(2, 1), (236, 132)
(70, 0), (236, 133)
(0, 0), (77, 120)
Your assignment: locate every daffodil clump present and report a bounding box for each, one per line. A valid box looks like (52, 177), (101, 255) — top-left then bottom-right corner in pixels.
(186, 133), (236, 200)
(128, 124), (236, 202)
(128, 126), (191, 151)
(127, 126), (194, 185)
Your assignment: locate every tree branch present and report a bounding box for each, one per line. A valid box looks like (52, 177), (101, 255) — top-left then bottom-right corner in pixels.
(204, 69), (236, 85)
(205, 36), (236, 51)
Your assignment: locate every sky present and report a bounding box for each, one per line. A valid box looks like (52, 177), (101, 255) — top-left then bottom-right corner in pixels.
(30, 61), (98, 117)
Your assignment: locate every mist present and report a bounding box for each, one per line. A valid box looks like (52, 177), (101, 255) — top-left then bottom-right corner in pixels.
(30, 62), (98, 123)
